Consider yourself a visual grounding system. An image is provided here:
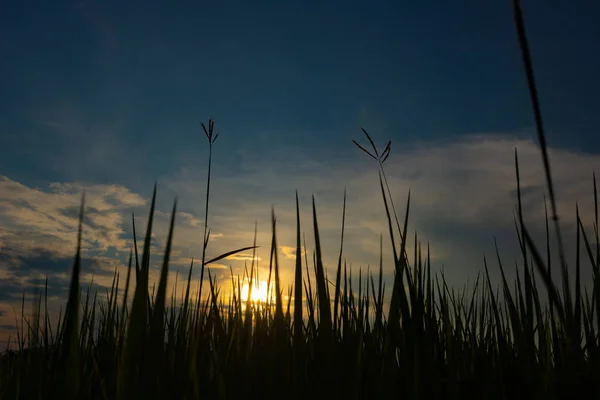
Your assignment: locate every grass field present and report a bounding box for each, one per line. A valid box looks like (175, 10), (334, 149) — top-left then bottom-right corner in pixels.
(1, 1), (599, 399)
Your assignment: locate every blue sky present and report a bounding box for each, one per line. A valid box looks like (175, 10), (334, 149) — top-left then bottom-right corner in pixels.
(1, 0), (599, 343)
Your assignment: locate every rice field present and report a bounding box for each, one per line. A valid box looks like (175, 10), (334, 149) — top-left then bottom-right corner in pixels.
(1, 2), (598, 399)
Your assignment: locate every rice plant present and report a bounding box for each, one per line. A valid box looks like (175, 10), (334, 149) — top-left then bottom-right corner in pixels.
(1, 1), (599, 398)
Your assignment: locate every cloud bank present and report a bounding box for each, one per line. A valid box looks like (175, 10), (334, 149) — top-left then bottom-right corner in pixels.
(1, 133), (599, 344)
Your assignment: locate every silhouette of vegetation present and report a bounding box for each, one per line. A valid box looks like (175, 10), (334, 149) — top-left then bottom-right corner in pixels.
(1, 1), (598, 398)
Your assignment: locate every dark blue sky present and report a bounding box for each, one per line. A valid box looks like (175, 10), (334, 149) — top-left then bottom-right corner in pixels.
(1, 0), (600, 340)
(1, 0), (599, 187)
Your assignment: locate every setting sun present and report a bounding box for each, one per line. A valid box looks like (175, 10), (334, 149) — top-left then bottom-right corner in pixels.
(240, 280), (272, 304)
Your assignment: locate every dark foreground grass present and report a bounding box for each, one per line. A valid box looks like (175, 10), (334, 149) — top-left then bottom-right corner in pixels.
(1, 2), (599, 398)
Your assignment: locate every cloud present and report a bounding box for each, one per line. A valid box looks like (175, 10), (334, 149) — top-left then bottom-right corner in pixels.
(0, 177), (153, 338)
(206, 263), (229, 270)
(222, 253), (260, 262)
(279, 245), (306, 260)
(0, 176), (146, 260)
(1, 132), (599, 344)
(162, 132), (600, 289)
(0, 325), (15, 331)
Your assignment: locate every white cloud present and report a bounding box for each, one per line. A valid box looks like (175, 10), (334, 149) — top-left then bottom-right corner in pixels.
(161, 133), (600, 289)
(0, 177), (147, 259)
(1, 133), (599, 343)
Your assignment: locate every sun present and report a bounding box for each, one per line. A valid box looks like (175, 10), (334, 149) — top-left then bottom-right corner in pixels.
(240, 280), (271, 304)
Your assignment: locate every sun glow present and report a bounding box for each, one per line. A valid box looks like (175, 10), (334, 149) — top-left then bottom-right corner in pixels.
(240, 280), (272, 304)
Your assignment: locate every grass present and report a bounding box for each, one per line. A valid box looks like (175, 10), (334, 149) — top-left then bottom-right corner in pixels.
(1, 1), (599, 398)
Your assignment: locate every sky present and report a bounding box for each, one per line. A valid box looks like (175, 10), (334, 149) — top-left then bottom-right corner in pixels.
(1, 0), (599, 345)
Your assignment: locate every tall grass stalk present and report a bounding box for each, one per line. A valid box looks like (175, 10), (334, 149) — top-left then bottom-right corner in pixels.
(1, 5), (599, 399)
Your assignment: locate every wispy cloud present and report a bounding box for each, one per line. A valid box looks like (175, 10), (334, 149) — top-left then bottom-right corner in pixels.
(280, 245), (304, 260)
(225, 253), (261, 262)
(0, 177), (147, 260)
